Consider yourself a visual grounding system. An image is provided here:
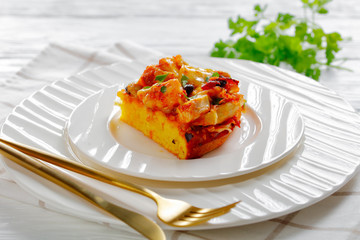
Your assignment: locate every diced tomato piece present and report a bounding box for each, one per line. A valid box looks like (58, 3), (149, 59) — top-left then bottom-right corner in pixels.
(201, 77), (239, 91)
(201, 81), (219, 90)
(233, 117), (241, 128)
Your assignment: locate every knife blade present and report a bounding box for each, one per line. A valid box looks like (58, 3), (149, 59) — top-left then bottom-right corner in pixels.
(0, 142), (166, 240)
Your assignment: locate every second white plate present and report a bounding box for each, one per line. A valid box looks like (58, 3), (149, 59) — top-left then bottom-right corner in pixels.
(65, 79), (304, 182)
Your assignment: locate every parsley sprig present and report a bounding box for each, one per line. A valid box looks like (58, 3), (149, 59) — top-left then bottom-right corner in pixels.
(181, 74), (189, 86)
(212, 97), (223, 105)
(212, 72), (220, 78)
(211, 0), (349, 80)
(155, 73), (169, 82)
(160, 85), (167, 93)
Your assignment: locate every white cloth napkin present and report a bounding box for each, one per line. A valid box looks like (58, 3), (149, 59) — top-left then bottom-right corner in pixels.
(1, 41), (360, 240)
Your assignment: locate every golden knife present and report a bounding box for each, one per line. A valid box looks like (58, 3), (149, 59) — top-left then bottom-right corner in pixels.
(0, 142), (166, 240)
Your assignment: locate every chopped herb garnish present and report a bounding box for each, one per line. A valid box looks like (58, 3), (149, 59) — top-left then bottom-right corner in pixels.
(155, 73), (169, 82)
(160, 85), (167, 93)
(212, 97), (223, 105)
(242, 99), (247, 107)
(183, 92), (190, 100)
(143, 86), (151, 89)
(181, 75), (189, 86)
(205, 76), (209, 82)
(211, 72), (220, 78)
(181, 75), (189, 80)
(183, 92), (198, 100)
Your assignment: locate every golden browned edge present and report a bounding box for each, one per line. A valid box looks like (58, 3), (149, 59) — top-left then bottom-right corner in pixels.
(118, 90), (235, 160)
(185, 132), (231, 159)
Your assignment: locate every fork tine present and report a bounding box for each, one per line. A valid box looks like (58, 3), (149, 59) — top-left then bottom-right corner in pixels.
(169, 201), (240, 227)
(186, 210), (229, 218)
(181, 210), (230, 222)
(186, 201), (240, 218)
(171, 209), (232, 227)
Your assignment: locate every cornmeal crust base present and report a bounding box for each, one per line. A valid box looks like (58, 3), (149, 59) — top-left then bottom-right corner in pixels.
(119, 92), (233, 159)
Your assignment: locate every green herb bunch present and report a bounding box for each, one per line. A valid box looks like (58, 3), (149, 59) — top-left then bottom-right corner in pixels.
(211, 0), (347, 80)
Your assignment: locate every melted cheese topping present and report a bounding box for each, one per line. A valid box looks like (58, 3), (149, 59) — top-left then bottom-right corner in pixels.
(122, 55), (245, 127)
(137, 79), (186, 113)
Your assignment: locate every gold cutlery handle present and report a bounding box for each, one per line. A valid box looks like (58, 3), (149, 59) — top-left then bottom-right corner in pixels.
(0, 142), (165, 240)
(0, 138), (161, 202)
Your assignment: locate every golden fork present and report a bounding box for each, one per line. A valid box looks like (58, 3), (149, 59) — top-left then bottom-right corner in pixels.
(0, 142), (165, 240)
(0, 137), (239, 227)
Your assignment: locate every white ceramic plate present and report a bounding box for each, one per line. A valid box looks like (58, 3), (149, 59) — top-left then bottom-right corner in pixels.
(1, 57), (360, 230)
(65, 81), (304, 181)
